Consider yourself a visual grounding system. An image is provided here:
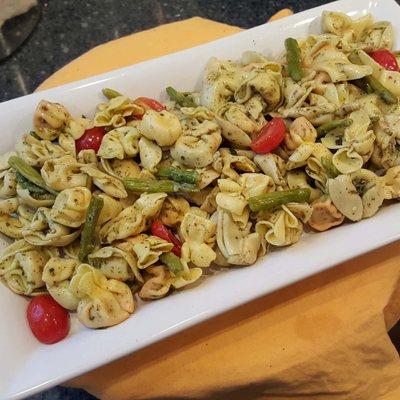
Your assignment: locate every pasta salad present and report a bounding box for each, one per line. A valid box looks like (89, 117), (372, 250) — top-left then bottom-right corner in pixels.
(1, 11), (400, 342)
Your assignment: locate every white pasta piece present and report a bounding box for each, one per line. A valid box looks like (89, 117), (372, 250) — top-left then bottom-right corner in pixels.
(123, 234), (173, 270)
(97, 129), (125, 160)
(94, 96), (143, 128)
(200, 57), (243, 111)
(50, 187), (92, 228)
(196, 167), (220, 190)
(101, 158), (141, 180)
(139, 137), (162, 172)
(138, 264), (202, 300)
(0, 169), (16, 199)
(284, 117), (317, 152)
(77, 149), (98, 165)
(33, 100), (70, 140)
(139, 110), (182, 146)
(0, 151), (17, 171)
(372, 114), (400, 169)
(213, 148), (257, 180)
(99, 193), (166, 243)
(41, 155), (88, 191)
(80, 164), (127, 198)
(179, 106), (214, 121)
(64, 116), (93, 140)
(97, 193), (124, 225)
(70, 264), (135, 329)
(363, 21), (394, 51)
(0, 239), (49, 295)
(287, 170), (322, 201)
(23, 207), (80, 246)
(16, 134), (66, 167)
(159, 196), (190, 227)
(332, 147), (364, 174)
(254, 153), (286, 186)
(171, 120), (222, 168)
(216, 208), (260, 265)
(256, 205), (303, 247)
(88, 246), (141, 282)
(0, 197), (30, 239)
(305, 39), (372, 82)
(58, 133), (76, 157)
(235, 63), (282, 111)
(179, 208), (216, 267)
(16, 185), (55, 208)
(380, 165), (400, 199)
(216, 103), (258, 147)
(328, 169), (385, 221)
(42, 257), (80, 310)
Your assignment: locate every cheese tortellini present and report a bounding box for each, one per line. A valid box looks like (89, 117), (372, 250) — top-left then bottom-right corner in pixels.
(1, 10), (400, 334)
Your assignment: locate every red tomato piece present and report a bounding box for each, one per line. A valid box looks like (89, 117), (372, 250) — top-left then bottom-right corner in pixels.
(369, 49), (400, 72)
(27, 295), (70, 344)
(250, 117), (286, 154)
(75, 127), (106, 153)
(151, 220), (182, 256)
(134, 97), (166, 112)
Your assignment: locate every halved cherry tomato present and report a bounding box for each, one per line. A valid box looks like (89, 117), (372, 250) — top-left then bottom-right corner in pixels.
(75, 127), (106, 153)
(134, 97), (166, 112)
(369, 49), (400, 72)
(250, 117), (286, 154)
(27, 294), (70, 344)
(151, 220), (182, 256)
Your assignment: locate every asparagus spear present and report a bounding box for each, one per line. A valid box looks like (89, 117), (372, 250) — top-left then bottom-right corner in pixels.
(316, 118), (353, 137)
(285, 38), (304, 82)
(8, 156), (58, 196)
(15, 172), (50, 195)
(166, 86), (196, 107)
(349, 53), (397, 104)
(123, 178), (199, 193)
(248, 188), (311, 212)
(321, 157), (340, 179)
(156, 167), (200, 185)
(78, 195), (104, 262)
(160, 252), (184, 276)
(102, 88), (122, 99)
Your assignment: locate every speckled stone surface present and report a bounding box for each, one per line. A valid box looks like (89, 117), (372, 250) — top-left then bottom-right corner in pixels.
(0, 0), (371, 398)
(0, 0), (333, 103)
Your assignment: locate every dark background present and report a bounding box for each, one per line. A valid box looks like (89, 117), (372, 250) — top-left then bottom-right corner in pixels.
(1, 0), (397, 399)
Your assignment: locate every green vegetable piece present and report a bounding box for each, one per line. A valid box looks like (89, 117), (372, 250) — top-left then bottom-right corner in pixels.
(351, 78), (374, 94)
(29, 131), (41, 139)
(248, 188), (311, 212)
(157, 167), (200, 185)
(349, 52), (397, 104)
(365, 75), (397, 104)
(160, 252), (184, 276)
(321, 157), (340, 179)
(78, 195), (104, 262)
(285, 38), (304, 82)
(102, 88), (122, 99)
(8, 156), (58, 196)
(15, 172), (49, 195)
(123, 178), (199, 193)
(166, 86), (196, 107)
(316, 118), (353, 137)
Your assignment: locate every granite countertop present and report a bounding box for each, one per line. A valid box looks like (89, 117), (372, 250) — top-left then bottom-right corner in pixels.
(0, 0), (341, 398)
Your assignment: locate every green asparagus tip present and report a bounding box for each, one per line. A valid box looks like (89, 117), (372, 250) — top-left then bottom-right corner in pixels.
(249, 188), (311, 212)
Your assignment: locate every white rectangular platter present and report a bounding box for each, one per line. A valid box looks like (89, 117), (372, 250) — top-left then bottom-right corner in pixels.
(1, 0), (399, 398)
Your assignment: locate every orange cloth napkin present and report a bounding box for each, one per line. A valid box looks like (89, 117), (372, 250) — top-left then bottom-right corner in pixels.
(37, 13), (400, 400)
